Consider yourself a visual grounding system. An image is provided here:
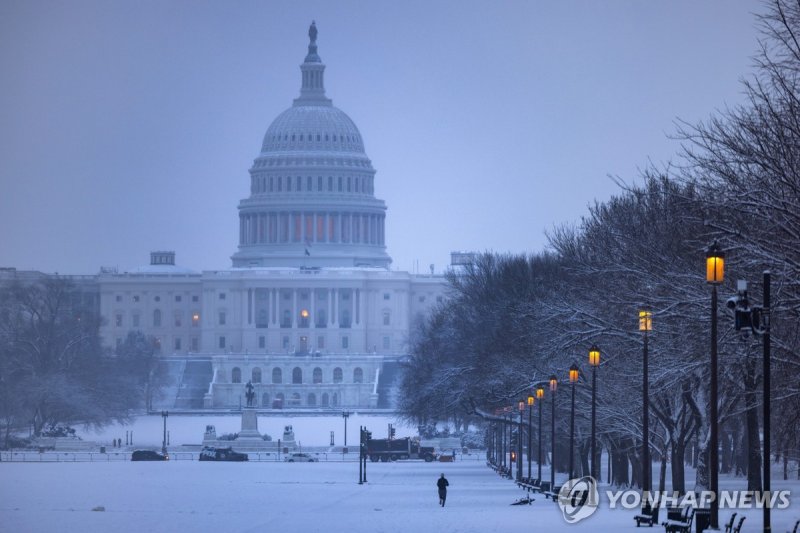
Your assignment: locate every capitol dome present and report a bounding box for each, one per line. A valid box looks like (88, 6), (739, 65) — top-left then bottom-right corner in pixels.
(231, 23), (391, 269)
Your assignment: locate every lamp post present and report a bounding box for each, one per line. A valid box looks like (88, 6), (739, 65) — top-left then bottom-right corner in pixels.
(589, 345), (600, 481)
(550, 375), (558, 488)
(517, 401), (525, 482)
(537, 385), (544, 482)
(160, 410), (169, 456)
(706, 241), (725, 530)
(568, 363), (579, 480)
(508, 408), (514, 479)
(527, 395), (534, 480)
(639, 310), (652, 497)
(763, 271), (772, 533)
(342, 410), (351, 448)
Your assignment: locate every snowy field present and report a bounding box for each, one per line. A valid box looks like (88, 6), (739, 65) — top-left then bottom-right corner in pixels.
(2, 458), (800, 533)
(2, 415), (800, 532)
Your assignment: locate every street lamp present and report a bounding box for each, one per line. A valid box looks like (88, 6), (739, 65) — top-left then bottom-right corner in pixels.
(706, 240), (724, 530)
(589, 345), (600, 481)
(517, 400), (525, 482)
(527, 395), (534, 480)
(536, 385), (545, 482)
(342, 410), (351, 448)
(639, 310), (652, 497)
(568, 363), (579, 480)
(549, 375), (558, 488)
(161, 410), (169, 457)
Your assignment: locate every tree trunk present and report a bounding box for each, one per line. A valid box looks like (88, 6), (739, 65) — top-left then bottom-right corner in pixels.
(745, 386), (762, 491)
(720, 428), (733, 474)
(659, 442), (668, 493)
(696, 441), (710, 490)
(671, 442), (687, 494)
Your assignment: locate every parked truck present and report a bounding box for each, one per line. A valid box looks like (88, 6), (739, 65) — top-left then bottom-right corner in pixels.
(366, 437), (435, 462)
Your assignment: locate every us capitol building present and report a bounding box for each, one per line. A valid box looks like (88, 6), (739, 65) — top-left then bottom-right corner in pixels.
(69, 23), (460, 411)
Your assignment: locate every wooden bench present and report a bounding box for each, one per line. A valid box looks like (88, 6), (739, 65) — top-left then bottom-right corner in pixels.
(790, 519), (800, 533)
(732, 516), (745, 533)
(662, 506), (694, 533)
(543, 485), (562, 502)
(634, 503), (660, 527)
(722, 513), (737, 533)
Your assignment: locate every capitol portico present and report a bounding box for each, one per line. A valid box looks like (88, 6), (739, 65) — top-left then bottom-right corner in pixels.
(91, 23), (451, 410)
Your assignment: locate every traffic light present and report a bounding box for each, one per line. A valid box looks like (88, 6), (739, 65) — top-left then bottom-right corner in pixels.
(389, 424), (396, 439)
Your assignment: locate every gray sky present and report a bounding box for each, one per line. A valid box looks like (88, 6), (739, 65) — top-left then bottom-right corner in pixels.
(0, 1), (762, 275)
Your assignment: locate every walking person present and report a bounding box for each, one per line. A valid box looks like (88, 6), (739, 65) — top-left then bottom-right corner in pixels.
(437, 473), (449, 507)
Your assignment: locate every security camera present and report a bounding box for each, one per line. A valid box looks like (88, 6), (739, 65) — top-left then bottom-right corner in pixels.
(726, 296), (738, 310)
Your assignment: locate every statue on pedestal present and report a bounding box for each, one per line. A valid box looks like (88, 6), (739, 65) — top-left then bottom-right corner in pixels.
(245, 380), (255, 407)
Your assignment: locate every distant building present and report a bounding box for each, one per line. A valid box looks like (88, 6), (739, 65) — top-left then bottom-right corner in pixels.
(77, 23), (452, 410)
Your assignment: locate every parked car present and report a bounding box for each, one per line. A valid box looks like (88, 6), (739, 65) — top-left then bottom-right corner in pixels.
(285, 452), (318, 462)
(199, 446), (248, 462)
(131, 450), (168, 461)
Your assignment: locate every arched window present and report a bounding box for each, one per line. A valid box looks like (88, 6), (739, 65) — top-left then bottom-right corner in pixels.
(252, 367), (262, 383)
(153, 309), (162, 327)
(307, 393), (316, 407)
(232, 367), (242, 384)
(322, 393), (330, 407)
(292, 367), (303, 384)
(272, 367), (282, 384)
(290, 392), (301, 406)
(313, 367), (322, 384)
(383, 311), (391, 326)
(275, 392), (285, 407)
(353, 367), (363, 383)
(333, 367), (343, 383)
(261, 392), (269, 407)
(332, 392), (338, 407)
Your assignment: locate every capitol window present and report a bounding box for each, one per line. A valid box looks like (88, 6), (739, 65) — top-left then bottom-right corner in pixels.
(115, 295), (122, 302)
(328, 176), (332, 191)
(333, 367), (343, 383)
(219, 336), (226, 349)
(353, 367), (363, 383)
(383, 336), (391, 349)
(341, 336), (349, 349)
(153, 309), (162, 327)
(132, 314), (140, 328)
(258, 336), (265, 349)
(115, 314), (123, 328)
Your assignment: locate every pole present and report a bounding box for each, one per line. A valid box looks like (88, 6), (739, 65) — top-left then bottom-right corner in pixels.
(569, 381), (576, 480)
(538, 398), (543, 482)
(528, 403), (533, 480)
(358, 426), (363, 484)
(763, 271), (771, 533)
(710, 284), (719, 529)
(517, 413), (523, 482)
(551, 389), (556, 488)
(643, 330), (650, 496)
(591, 365), (597, 480)
(161, 411), (168, 456)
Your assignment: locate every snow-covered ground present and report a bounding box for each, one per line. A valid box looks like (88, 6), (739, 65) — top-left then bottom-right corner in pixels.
(2, 458), (800, 532)
(2, 415), (799, 532)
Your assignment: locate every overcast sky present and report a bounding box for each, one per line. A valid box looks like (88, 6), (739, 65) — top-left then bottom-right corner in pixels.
(0, 1), (763, 275)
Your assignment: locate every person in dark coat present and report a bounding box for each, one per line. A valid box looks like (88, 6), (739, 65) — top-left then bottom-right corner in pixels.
(437, 473), (449, 507)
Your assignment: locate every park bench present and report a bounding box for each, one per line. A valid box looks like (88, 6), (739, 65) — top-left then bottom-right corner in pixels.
(722, 513), (737, 533)
(633, 502), (660, 527)
(661, 506), (694, 533)
(732, 516), (745, 533)
(790, 518), (800, 533)
(543, 485), (562, 502)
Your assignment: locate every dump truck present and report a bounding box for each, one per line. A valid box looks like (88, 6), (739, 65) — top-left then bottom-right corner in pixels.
(366, 437), (435, 462)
